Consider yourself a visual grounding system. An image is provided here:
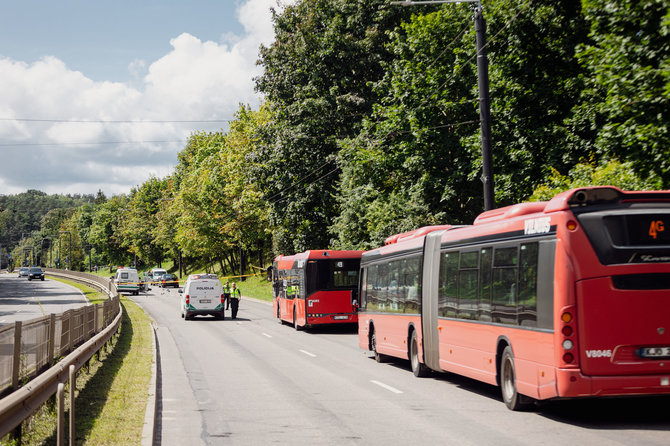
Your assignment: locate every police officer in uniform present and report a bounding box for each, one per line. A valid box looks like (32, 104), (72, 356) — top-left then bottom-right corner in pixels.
(223, 281), (231, 310)
(230, 282), (241, 319)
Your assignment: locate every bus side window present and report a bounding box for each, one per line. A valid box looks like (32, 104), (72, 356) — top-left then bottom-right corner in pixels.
(388, 260), (401, 313)
(377, 263), (389, 311)
(492, 246), (518, 324)
(458, 251), (479, 320)
(360, 267), (368, 310)
(367, 265), (378, 311)
(438, 251), (458, 317)
(479, 248), (492, 321)
(403, 257), (420, 314)
(518, 242), (539, 327)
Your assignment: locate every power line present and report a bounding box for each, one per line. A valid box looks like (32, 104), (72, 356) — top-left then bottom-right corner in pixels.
(0, 118), (233, 124)
(0, 140), (187, 147)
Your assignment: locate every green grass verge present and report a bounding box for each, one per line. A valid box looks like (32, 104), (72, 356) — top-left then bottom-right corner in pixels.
(232, 275), (273, 302)
(49, 277), (109, 305)
(1, 297), (153, 446)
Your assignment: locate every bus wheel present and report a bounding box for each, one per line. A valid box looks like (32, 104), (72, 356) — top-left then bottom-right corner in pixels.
(293, 309), (301, 331)
(410, 330), (429, 377)
(500, 346), (532, 411)
(371, 329), (386, 363)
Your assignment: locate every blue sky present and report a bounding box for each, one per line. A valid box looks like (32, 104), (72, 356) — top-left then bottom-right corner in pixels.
(0, 1), (244, 82)
(0, 0), (284, 196)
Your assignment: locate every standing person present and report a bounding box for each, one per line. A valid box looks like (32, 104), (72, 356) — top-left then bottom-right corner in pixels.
(230, 282), (241, 319)
(223, 281), (231, 310)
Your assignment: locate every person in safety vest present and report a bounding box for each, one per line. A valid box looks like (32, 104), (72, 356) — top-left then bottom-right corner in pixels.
(230, 282), (241, 319)
(223, 281), (231, 310)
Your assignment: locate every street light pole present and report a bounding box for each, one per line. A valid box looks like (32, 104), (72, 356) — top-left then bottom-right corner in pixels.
(391, 0), (495, 210)
(59, 231), (71, 270)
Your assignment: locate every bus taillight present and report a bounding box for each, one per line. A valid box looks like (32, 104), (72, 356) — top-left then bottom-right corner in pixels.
(561, 309), (576, 365)
(567, 220), (578, 231)
(221, 294), (225, 304)
(186, 295), (190, 305)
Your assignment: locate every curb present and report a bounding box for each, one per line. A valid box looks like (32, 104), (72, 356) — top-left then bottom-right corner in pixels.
(141, 322), (158, 446)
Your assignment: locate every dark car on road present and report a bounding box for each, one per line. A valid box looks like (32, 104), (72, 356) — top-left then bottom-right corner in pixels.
(160, 273), (179, 288)
(28, 267), (45, 281)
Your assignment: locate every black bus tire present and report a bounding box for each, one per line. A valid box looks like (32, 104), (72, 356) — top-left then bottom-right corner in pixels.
(500, 346), (533, 411)
(410, 330), (430, 377)
(371, 329), (386, 363)
(293, 309), (301, 331)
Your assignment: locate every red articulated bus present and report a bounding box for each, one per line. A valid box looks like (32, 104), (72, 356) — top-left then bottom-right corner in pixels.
(272, 250), (362, 329)
(358, 187), (670, 410)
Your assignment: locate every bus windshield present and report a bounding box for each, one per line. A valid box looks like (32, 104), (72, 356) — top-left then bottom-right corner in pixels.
(306, 259), (359, 294)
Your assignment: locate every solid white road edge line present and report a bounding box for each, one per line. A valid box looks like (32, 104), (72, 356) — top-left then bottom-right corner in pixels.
(299, 349), (316, 357)
(371, 380), (403, 394)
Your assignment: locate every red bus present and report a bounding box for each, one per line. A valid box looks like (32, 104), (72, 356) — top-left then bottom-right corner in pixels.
(272, 250), (362, 329)
(358, 187), (670, 410)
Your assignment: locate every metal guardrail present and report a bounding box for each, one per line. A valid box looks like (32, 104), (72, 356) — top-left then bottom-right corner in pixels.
(0, 270), (121, 439)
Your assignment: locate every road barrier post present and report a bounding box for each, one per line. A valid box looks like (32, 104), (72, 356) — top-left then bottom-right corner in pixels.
(12, 321), (21, 390)
(57, 383), (65, 446)
(69, 365), (75, 446)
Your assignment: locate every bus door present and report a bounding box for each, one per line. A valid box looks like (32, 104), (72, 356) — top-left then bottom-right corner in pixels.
(421, 230), (446, 371)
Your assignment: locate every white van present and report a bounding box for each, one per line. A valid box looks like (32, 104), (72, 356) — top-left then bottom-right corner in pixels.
(113, 267), (140, 295)
(179, 274), (224, 320)
(150, 268), (167, 284)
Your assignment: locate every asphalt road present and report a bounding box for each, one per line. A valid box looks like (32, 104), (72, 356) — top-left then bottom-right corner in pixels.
(0, 271), (89, 326)
(130, 285), (670, 446)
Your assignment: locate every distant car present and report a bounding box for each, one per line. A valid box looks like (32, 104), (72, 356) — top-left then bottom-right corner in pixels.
(151, 268), (168, 284)
(18, 267), (30, 278)
(160, 273), (179, 288)
(28, 267), (45, 281)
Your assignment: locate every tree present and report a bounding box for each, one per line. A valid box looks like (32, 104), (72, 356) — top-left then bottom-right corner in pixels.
(121, 177), (168, 267)
(255, 0), (413, 253)
(529, 159), (663, 201)
(89, 195), (131, 267)
(570, 0), (670, 185)
(333, 5), (478, 248)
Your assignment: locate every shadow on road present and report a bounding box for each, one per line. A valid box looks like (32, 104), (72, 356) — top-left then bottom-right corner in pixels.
(370, 355), (670, 430)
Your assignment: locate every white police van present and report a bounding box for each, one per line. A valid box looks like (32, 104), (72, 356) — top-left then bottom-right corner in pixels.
(179, 274), (225, 320)
(150, 267), (167, 284)
(113, 267), (140, 295)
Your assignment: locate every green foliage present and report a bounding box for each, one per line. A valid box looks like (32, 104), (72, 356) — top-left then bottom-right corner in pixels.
(529, 159), (663, 201)
(255, 0), (413, 253)
(571, 0), (670, 184)
(485, 0), (588, 204)
(121, 177), (168, 266)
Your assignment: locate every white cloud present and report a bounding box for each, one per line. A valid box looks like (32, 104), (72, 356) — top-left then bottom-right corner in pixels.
(0, 0), (290, 197)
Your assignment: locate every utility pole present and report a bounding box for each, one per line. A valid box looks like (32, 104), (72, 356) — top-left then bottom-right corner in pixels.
(392, 0), (495, 210)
